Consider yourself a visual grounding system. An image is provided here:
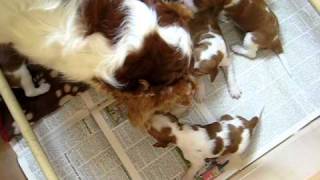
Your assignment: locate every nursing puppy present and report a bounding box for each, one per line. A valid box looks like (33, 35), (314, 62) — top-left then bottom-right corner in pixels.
(0, 0), (192, 92)
(183, 0), (283, 59)
(147, 113), (260, 180)
(98, 76), (196, 127)
(189, 8), (241, 100)
(0, 44), (50, 97)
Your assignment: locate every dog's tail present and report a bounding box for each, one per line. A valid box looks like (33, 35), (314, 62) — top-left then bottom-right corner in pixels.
(271, 38), (283, 54)
(247, 106), (265, 134)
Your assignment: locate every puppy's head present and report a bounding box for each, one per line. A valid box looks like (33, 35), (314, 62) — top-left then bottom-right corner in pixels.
(147, 113), (178, 148)
(192, 47), (223, 82)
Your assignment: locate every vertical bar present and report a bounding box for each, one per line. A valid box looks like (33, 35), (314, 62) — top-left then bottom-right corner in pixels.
(92, 110), (143, 180)
(310, 0), (320, 12)
(0, 69), (58, 180)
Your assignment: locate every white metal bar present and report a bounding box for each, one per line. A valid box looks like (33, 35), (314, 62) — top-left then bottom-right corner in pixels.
(0, 69), (58, 180)
(310, 0), (320, 12)
(91, 110), (143, 180)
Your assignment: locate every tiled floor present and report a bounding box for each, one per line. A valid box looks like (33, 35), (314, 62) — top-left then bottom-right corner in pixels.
(231, 118), (320, 180)
(0, 138), (25, 180)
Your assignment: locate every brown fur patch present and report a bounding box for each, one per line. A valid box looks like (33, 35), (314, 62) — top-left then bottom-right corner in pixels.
(0, 44), (25, 72)
(213, 137), (224, 155)
(202, 122), (222, 139)
(82, 0), (126, 44)
(237, 115), (259, 136)
(222, 124), (243, 155)
(220, 114), (234, 121)
(148, 126), (177, 148)
(191, 125), (199, 131)
(194, 51), (223, 82)
(115, 32), (190, 91)
(156, 1), (194, 28)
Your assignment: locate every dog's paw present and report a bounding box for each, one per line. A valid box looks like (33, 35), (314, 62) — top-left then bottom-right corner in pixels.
(25, 83), (51, 97)
(56, 84), (81, 105)
(228, 86), (242, 99)
(38, 83), (51, 93)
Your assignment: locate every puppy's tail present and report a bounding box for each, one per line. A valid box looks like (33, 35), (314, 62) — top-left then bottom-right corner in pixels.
(271, 38), (283, 54)
(247, 106), (265, 132)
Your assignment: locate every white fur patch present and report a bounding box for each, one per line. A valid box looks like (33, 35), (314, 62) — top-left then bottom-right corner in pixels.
(237, 129), (251, 154)
(198, 32), (228, 63)
(224, 0), (241, 8)
(159, 26), (192, 58)
(0, 0), (111, 83)
(182, 0), (199, 12)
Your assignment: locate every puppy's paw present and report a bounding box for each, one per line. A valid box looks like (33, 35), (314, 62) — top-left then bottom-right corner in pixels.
(228, 86), (242, 99)
(37, 83), (51, 94)
(231, 45), (257, 59)
(25, 83), (51, 97)
(56, 84), (81, 106)
(231, 44), (245, 55)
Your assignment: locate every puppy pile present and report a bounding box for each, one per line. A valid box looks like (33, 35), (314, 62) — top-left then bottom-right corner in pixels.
(0, 0), (282, 179)
(144, 0), (282, 179)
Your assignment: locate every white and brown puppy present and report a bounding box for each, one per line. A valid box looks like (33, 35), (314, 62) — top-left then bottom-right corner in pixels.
(147, 112), (260, 180)
(0, 0), (192, 92)
(0, 44), (50, 97)
(189, 8), (241, 100)
(182, 0), (283, 59)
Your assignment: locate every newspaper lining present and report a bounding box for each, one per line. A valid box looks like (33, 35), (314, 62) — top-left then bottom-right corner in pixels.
(11, 0), (320, 179)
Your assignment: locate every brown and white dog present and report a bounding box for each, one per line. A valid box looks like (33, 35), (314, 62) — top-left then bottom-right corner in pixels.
(188, 8), (241, 100)
(0, 44), (50, 97)
(147, 112), (260, 180)
(0, 0), (193, 92)
(182, 0), (283, 59)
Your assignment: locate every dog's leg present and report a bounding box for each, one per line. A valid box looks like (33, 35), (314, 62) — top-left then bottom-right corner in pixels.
(194, 77), (206, 103)
(182, 160), (205, 180)
(221, 62), (241, 99)
(13, 64), (50, 97)
(231, 32), (259, 59)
